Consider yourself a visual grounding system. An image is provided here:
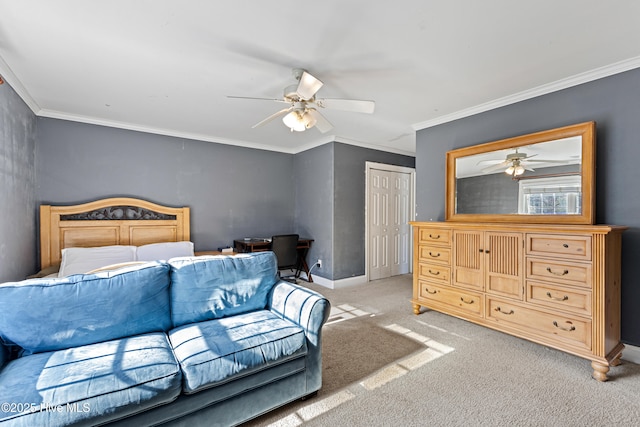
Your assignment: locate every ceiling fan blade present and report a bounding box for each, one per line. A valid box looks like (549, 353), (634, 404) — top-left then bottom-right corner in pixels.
(307, 109), (333, 133)
(523, 159), (567, 163)
(476, 159), (506, 165)
(296, 71), (323, 100)
(315, 98), (375, 114)
(481, 163), (508, 173)
(228, 95), (289, 104)
(251, 107), (292, 129)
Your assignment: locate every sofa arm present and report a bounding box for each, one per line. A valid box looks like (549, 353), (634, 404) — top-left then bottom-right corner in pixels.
(268, 280), (331, 393)
(268, 280), (331, 346)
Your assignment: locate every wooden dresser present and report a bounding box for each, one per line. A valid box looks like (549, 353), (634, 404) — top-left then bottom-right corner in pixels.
(410, 221), (626, 381)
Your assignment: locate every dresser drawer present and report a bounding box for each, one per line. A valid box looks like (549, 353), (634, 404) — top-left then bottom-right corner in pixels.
(526, 281), (592, 316)
(419, 245), (451, 265)
(486, 297), (591, 351)
(418, 262), (450, 284)
(419, 281), (483, 317)
(526, 258), (592, 288)
(526, 233), (592, 261)
(418, 228), (451, 245)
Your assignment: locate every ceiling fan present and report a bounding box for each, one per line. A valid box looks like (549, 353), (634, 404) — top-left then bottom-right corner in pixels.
(479, 148), (566, 177)
(228, 68), (375, 133)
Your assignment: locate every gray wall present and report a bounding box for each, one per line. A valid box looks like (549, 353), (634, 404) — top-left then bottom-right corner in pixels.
(1, 108), (415, 284)
(0, 82), (37, 281)
(294, 143), (334, 279)
(456, 173), (519, 214)
(415, 67), (640, 346)
(334, 143), (415, 279)
(295, 142), (415, 281)
(36, 118), (295, 255)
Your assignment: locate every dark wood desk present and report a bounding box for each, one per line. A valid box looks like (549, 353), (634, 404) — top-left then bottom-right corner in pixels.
(234, 238), (315, 282)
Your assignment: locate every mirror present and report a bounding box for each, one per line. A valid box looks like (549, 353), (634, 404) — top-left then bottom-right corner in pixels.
(445, 121), (595, 224)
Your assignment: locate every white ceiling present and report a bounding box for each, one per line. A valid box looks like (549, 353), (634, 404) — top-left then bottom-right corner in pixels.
(1, 1), (640, 155)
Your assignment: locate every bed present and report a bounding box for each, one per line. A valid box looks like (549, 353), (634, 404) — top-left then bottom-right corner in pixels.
(38, 197), (191, 275)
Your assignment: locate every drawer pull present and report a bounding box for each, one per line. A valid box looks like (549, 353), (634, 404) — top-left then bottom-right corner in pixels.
(563, 243), (569, 248)
(429, 252), (441, 258)
(428, 269), (440, 276)
(553, 321), (576, 332)
(546, 267), (569, 276)
(494, 306), (514, 315)
(546, 292), (569, 301)
(429, 234), (441, 239)
(424, 288), (437, 295)
(460, 297), (475, 305)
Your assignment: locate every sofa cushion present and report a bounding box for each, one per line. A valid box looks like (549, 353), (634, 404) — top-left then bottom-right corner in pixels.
(169, 252), (278, 327)
(169, 310), (307, 394)
(0, 261), (171, 354)
(0, 332), (182, 426)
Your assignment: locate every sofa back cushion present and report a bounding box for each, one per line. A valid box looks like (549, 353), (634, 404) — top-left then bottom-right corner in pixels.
(0, 262), (171, 355)
(169, 252), (278, 328)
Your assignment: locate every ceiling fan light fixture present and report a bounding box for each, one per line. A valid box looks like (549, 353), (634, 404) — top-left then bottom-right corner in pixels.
(282, 111), (307, 132)
(282, 109), (317, 132)
(505, 162), (525, 176)
(302, 112), (316, 129)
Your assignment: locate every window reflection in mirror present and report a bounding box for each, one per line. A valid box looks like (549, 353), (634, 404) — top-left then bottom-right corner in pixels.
(518, 175), (581, 214)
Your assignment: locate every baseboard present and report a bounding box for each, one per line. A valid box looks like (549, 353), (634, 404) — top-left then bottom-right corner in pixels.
(622, 344), (640, 364)
(299, 274), (367, 289)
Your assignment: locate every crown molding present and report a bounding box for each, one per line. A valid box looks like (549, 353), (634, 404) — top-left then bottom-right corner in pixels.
(333, 136), (416, 157)
(0, 56), (42, 114)
(412, 56), (640, 131)
(6, 51), (638, 156)
(38, 108), (305, 154)
(39, 109), (414, 156)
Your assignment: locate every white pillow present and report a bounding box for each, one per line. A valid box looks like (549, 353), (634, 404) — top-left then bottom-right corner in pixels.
(136, 241), (194, 261)
(58, 245), (137, 277)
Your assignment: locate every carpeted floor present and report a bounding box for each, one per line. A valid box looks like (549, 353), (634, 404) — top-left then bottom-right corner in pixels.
(244, 275), (640, 427)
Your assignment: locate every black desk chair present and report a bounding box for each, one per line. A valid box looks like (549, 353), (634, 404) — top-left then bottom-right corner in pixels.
(270, 234), (299, 283)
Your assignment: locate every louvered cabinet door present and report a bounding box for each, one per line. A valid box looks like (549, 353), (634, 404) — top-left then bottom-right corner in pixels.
(453, 230), (484, 290)
(485, 232), (524, 299)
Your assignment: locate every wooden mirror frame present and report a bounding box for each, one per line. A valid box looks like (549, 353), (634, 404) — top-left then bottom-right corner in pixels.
(445, 121), (595, 224)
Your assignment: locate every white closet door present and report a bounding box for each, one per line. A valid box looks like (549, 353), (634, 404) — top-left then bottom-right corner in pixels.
(369, 169), (412, 280)
(369, 169), (391, 280)
(391, 171), (411, 276)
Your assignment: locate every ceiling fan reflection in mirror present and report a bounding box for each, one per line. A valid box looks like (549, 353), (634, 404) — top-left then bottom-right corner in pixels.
(228, 69), (375, 133)
(478, 148), (566, 177)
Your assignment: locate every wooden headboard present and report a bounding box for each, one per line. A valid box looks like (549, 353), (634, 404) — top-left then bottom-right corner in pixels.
(40, 197), (190, 269)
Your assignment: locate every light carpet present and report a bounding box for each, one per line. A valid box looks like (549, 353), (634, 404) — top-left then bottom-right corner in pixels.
(243, 275), (640, 427)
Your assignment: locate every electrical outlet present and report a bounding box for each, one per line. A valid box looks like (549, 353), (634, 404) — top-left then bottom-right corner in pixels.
(317, 259), (322, 268)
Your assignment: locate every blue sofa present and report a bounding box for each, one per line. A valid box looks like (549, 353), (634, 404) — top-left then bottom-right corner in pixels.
(0, 252), (330, 426)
